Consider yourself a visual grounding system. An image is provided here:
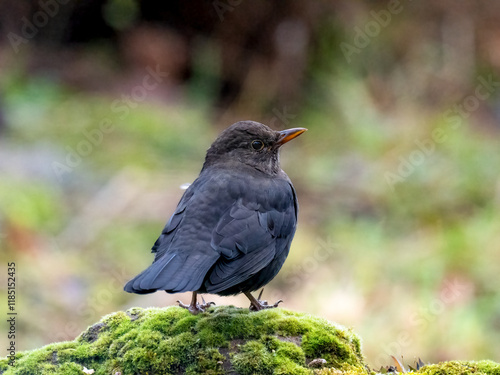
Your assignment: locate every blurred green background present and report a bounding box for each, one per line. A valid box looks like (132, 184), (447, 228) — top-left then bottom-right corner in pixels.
(1, 0), (500, 369)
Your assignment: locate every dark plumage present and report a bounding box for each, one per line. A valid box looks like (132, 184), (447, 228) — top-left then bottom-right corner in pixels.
(124, 121), (306, 314)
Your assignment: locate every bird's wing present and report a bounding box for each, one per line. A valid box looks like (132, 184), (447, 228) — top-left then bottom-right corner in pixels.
(124, 180), (220, 294)
(124, 173), (297, 295)
(151, 187), (193, 260)
(204, 179), (297, 294)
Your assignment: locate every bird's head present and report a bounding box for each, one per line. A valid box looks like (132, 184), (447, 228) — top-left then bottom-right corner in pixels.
(203, 121), (307, 175)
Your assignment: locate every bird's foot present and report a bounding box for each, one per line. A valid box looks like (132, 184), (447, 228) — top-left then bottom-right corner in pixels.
(249, 298), (283, 311)
(245, 289), (283, 311)
(177, 295), (215, 315)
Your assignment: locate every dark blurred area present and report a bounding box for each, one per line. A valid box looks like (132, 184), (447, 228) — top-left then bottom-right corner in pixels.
(3, 1), (500, 121)
(0, 0), (321, 119)
(1, 0), (500, 368)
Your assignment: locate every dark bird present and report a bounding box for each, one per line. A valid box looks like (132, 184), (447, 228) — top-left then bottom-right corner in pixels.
(124, 121), (306, 314)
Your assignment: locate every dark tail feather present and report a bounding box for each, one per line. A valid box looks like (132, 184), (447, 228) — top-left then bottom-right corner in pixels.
(124, 251), (219, 295)
(123, 253), (189, 294)
(124, 269), (157, 294)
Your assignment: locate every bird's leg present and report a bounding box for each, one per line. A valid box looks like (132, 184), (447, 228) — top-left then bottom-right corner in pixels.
(177, 291), (199, 314)
(177, 292), (215, 315)
(245, 289), (283, 311)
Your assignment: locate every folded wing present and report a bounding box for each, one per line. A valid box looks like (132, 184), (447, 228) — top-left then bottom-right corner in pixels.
(204, 180), (297, 294)
(124, 172), (297, 296)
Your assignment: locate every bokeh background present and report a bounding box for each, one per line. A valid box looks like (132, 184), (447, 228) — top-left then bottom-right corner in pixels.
(1, 0), (500, 369)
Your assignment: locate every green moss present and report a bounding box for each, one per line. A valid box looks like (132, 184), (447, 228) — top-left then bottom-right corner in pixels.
(0, 305), (365, 374)
(275, 340), (306, 365)
(418, 360), (500, 375)
(186, 347), (226, 374)
(4, 306), (499, 374)
(314, 365), (366, 375)
(302, 323), (363, 369)
(232, 340), (275, 375)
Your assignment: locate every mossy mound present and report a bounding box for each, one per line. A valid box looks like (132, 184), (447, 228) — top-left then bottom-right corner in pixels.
(417, 360), (500, 375)
(0, 305), (366, 375)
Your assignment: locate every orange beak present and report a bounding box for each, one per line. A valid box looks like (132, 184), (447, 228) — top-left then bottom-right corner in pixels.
(277, 128), (307, 146)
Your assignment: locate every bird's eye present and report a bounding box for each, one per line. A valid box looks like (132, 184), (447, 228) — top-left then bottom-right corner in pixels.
(251, 140), (265, 150)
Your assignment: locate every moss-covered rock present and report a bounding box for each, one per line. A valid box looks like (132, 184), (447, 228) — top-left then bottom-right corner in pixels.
(417, 360), (500, 375)
(0, 306), (366, 375)
(2, 306), (499, 374)
(315, 360), (500, 375)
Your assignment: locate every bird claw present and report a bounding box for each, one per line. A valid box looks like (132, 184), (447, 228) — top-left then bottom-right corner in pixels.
(177, 300), (215, 315)
(249, 299), (283, 311)
(245, 289), (283, 311)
